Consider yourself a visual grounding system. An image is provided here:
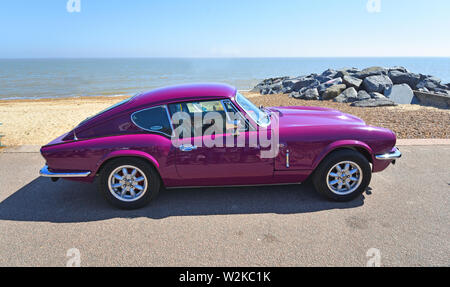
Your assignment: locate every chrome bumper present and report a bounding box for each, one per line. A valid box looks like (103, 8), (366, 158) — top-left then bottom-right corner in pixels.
(39, 165), (91, 178)
(375, 147), (402, 160)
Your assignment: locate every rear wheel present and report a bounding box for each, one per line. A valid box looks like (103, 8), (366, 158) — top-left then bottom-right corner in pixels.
(312, 150), (371, 201)
(98, 158), (160, 209)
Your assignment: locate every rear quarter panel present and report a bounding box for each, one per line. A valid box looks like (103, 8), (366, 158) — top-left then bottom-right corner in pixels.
(41, 134), (177, 184)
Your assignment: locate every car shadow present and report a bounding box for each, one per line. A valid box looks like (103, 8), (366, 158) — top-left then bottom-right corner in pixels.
(0, 177), (366, 223)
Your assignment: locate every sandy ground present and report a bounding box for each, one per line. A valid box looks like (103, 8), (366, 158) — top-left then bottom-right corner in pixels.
(0, 92), (449, 147)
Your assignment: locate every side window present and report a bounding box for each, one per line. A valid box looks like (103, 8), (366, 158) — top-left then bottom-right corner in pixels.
(223, 100), (253, 131)
(168, 100), (228, 138)
(131, 106), (172, 136)
(168, 100), (253, 138)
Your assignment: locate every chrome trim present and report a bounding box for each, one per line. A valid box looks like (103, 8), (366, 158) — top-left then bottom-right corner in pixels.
(286, 150), (290, 168)
(39, 165), (91, 178)
(165, 182), (302, 190)
(375, 147), (402, 160)
(222, 99), (255, 131)
(164, 105), (175, 136)
(234, 93), (271, 128)
(179, 144), (198, 152)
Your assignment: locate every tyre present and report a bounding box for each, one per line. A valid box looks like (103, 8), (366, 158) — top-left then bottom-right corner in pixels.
(312, 149), (371, 202)
(98, 157), (160, 209)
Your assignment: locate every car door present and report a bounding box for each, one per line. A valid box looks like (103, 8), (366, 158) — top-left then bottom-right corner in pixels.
(168, 99), (273, 185)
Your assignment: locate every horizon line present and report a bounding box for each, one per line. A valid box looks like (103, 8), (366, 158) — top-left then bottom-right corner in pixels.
(1, 56), (450, 60)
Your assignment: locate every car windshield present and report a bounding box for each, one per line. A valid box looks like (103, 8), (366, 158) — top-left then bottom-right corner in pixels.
(235, 92), (270, 127)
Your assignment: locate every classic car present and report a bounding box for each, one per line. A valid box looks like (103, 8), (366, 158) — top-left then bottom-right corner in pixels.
(40, 83), (401, 209)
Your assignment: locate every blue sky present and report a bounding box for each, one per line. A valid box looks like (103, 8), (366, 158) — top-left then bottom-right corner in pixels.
(1, 0), (450, 58)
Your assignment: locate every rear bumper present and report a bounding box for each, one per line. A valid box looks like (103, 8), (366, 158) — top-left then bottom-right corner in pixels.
(375, 147), (402, 160)
(39, 165), (91, 178)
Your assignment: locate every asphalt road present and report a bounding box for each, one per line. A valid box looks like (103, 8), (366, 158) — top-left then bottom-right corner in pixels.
(0, 146), (449, 266)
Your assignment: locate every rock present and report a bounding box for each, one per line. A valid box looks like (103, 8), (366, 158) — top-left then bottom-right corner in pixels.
(323, 84), (347, 100)
(416, 76), (446, 91)
(412, 90), (450, 109)
(263, 76), (289, 85)
(253, 77), (291, 94)
(281, 79), (298, 88)
(370, 92), (386, 99)
(315, 75), (333, 83)
(292, 78), (320, 92)
(433, 88), (450, 96)
(418, 87), (429, 93)
(321, 69), (338, 78)
(290, 88), (319, 100)
(334, 87), (358, 103)
(416, 80), (435, 90)
(318, 84), (327, 95)
(249, 86), (262, 93)
(336, 68), (359, 78)
(302, 88), (320, 100)
(357, 90), (371, 101)
(281, 79), (301, 94)
(425, 76), (441, 84)
(289, 92), (301, 99)
(267, 89), (276, 95)
(347, 67), (360, 74)
(388, 70), (421, 89)
(265, 83), (282, 94)
(281, 86), (293, 94)
(389, 66), (409, 73)
(324, 77), (343, 85)
(336, 70), (349, 79)
(354, 66), (388, 79)
(351, 98), (397, 107)
(318, 78), (343, 95)
(363, 75), (393, 93)
(343, 75), (363, 89)
(384, 84), (418, 104)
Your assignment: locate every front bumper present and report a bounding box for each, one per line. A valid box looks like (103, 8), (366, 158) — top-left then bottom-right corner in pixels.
(375, 147), (402, 160)
(39, 165), (91, 178)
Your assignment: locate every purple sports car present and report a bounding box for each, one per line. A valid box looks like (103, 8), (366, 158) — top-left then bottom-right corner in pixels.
(40, 83), (401, 209)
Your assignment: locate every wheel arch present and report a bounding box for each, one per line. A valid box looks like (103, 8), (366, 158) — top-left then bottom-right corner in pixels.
(94, 150), (163, 184)
(312, 140), (374, 170)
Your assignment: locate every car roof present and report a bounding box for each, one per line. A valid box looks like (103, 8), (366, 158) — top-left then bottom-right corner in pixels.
(129, 83), (237, 108)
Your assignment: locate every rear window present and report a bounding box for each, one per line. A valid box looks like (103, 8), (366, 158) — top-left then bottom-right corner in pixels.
(131, 106), (172, 136)
(78, 97), (133, 126)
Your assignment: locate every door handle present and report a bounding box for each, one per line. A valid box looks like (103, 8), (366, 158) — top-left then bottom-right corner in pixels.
(179, 144), (198, 152)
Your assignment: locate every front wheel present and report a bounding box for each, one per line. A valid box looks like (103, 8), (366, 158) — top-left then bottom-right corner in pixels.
(312, 150), (372, 202)
(98, 158), (160, 209)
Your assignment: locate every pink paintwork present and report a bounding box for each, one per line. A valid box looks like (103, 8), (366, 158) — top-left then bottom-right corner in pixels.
(40, 83), (398, 187)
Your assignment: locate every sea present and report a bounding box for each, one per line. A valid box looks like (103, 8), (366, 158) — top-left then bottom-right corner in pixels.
(0, 58), (449, 100)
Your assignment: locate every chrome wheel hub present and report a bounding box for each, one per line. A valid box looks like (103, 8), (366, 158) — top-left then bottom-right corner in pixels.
(326, 161), (363, 195)
(108, 165), (148, 202)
